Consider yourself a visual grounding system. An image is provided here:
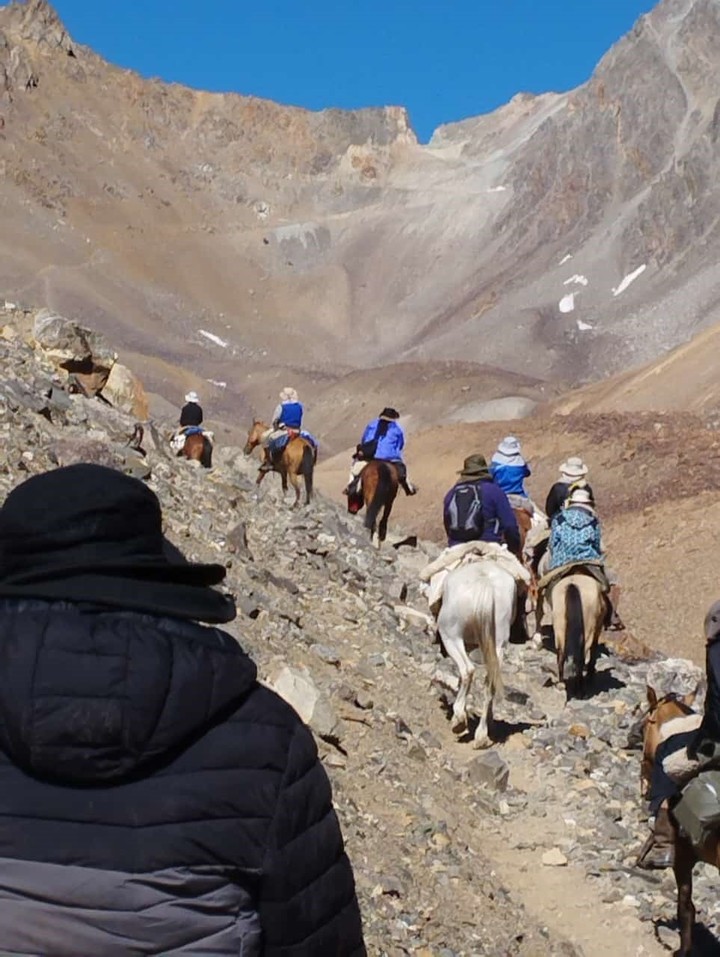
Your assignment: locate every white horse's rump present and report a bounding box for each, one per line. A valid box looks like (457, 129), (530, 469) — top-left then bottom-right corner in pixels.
(437, 559), (516, 749)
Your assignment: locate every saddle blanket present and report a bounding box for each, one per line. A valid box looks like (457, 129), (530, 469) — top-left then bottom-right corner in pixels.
(420, 542), (530, 620)
(537, 559), (609, 598)
(268, 430), (317, 456)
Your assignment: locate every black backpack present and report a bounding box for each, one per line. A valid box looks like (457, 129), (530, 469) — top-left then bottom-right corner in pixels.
(445, 481), (484, 541)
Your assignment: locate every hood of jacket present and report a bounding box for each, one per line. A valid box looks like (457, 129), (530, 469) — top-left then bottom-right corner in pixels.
(561, 506), (597, 529)
(0, 599), (257, 786)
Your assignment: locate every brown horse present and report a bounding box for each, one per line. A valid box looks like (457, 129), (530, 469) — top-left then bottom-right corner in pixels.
(513, 507), (533, 554)
(639, 691), (714, 957)
(181, 432), (212, 468)
(356, 460), (399, 546)
(244, 420), (314, 508)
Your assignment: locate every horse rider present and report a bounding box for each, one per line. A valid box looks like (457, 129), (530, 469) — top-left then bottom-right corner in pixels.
(545, 456), (593, 522)
(172, 391), (207, 452)
(545, 458), (624, 629)
(343, 407), (417, 497)
(443, 454), (520, 556)
(548, 487), (604, 571)
(180, 391), (203, 429)
(636, 600), (720, 870)
(260, 387), (304, 474)
(490, 435), (533, 514)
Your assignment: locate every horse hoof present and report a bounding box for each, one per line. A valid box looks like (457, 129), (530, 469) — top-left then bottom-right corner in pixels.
(450, 716), (467, 735)
(472, 735), (492, 750)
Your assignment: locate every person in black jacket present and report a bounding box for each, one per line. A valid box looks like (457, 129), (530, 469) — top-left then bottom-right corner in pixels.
(179, 390), (203, 427)
(637, 600), (720, 870)
(0, 464), (365, 956)
(544, 456), (594, 521)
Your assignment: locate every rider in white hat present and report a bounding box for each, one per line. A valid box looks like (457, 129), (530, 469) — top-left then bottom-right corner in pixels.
(490, 435), (533, 514)
(545, 456), (593, 522)
(180, 392), (203, 428)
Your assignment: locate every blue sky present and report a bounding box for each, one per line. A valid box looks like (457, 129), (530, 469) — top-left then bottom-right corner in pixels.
(47, 0), (655, 142)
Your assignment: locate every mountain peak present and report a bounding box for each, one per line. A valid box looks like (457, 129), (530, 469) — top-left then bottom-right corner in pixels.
(2, 0), (73, 53)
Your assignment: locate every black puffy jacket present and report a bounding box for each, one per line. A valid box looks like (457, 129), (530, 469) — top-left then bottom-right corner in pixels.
(0, 599), (364, 956)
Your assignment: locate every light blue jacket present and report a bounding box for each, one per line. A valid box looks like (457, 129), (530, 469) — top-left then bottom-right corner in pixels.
(362, 418), (405, 461)
(490, 451), (531, 497)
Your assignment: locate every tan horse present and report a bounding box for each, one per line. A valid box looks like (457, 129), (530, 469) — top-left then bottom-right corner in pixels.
(640, 692), (716, 957)
(244, 420), (315, 508)
(347, 460), (399, 546)
(181, 432), (212, 468)
(550, 572), (606, 698)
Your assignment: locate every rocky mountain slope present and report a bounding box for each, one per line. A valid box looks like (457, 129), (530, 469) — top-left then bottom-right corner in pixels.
(2, 0), (720, 446)
(3, 301), (719, 955)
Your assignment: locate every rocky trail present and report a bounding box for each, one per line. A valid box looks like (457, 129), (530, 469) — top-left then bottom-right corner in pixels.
(1, 301), (719, 955)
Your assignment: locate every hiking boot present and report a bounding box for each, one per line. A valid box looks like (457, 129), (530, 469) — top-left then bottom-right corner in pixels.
(636, 807), (675, 869)
(258, 461), (274, 474)
(402, 481), (418, 496)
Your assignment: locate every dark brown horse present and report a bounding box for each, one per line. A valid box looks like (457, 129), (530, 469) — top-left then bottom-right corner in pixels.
(244, 420), (314, 508)
(352, 460), (399, 546)
(639, 689), (713, 957)
(181, 432), (212, 468)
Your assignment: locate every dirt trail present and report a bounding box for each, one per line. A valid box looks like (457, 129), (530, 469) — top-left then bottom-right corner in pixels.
(438, 670), (667, 957)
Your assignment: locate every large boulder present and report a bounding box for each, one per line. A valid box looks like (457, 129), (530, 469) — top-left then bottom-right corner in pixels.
(268, 664), (343, 741)
(32, 310), (116, 394)
(101, 362), (149, 419)
(646, 658), (706, 707)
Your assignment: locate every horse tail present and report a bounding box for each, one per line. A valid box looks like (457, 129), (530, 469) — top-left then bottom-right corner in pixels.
(201, 436), (213, 469)
(301, 443), (314, 501)
(565, 583), (585, 679)
(470, 576), (503, 699)
(364, 462), (392, 532)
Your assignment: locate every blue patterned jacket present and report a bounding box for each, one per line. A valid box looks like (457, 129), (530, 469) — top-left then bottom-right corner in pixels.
(549, 506), (602, 569)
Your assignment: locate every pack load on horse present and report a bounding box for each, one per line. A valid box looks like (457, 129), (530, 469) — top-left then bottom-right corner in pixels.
(420, 542), (530, 748)
(244, 405), (316, 508)
(343, 407), (417, 500)
(635, 624), (720, 957)
(259, 388), (317, 475)
(536, 488), (610, 695)
(171, 392), (213, 468)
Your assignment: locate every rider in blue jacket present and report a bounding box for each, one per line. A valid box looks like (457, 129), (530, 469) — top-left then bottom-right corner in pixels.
(344, 407), (417, 497)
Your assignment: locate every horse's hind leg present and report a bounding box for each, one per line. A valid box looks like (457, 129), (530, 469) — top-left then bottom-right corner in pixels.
(438, 628), (474, 735)
(674, 840), (696, 956)
(289, 473), (301, 509)
(473, 680), (493, 750)
(378, 504), (390, 544)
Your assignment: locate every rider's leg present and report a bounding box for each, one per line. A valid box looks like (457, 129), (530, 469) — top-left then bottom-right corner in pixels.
(394, 460), (417, 496)
(343, 458), (366, 495)
(607, 574), (625, 630)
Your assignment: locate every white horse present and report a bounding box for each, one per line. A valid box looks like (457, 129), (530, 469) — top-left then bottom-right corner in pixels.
(436, 559), (517, 749)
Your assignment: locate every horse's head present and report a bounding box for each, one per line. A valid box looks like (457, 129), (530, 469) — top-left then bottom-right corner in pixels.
(635, 688), (698, 798)
(244, 419), (266, 455)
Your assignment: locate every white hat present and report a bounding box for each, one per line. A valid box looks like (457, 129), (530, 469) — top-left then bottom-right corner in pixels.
(567, 487), (594, 510)
(559, 456), (588, 479)
(279, 387), (298, 402)
(498, 436), (521, 456)
(185, 391), (200, 404)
